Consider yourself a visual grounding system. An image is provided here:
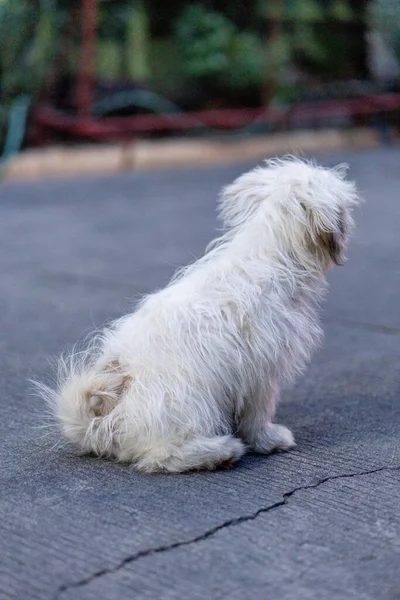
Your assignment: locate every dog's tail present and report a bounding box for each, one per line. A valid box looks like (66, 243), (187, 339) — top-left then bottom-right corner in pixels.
(34, 348), (128, 455)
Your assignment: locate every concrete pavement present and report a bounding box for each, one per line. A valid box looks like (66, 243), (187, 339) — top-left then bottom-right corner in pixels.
(0, 147), (399, 600)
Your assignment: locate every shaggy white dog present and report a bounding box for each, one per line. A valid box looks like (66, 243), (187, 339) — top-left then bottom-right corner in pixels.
(39, 157), (359, 472)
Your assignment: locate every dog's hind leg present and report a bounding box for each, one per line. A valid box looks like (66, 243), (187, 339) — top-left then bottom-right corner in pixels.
(134, 435), (245, 473)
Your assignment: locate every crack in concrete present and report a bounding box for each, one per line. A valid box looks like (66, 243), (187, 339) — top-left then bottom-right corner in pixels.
(54, 464), (400, 599)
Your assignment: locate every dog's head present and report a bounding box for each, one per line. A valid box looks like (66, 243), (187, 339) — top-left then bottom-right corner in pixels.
(219, 157), (360, 272)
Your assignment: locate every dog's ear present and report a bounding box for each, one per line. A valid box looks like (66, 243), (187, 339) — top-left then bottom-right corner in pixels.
(320, 208), (348, 265)
(306, 206), (348, 266)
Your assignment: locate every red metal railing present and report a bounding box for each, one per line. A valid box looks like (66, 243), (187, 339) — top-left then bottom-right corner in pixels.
(32, 93), (400, 143)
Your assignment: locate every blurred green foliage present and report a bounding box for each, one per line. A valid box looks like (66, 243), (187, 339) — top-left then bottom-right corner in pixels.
(0, 0), (64, 100)
(175, 5), (265, 90)
(0, 0), (367, 148)
(0, 0), (66, 144)
(370, 0), (400, 60)
(174, 0), (358, 105)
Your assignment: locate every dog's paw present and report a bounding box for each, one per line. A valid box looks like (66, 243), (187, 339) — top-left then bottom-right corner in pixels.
(250, 423), (295, 455)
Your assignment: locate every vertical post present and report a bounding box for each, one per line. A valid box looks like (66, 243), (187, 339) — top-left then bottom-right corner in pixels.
(125, 0), (150, 81)
(77, 0), (98, 117)
(263, 0), (284, 107)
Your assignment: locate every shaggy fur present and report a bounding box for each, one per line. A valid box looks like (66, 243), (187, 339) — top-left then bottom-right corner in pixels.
(38, 157), (359, 472)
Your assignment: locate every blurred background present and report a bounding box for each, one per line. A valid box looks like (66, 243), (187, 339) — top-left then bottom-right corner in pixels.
(0, 0), (400, 162)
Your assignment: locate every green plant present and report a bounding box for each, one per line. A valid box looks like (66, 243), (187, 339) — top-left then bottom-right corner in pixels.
(96, 0), (152, 81)
(0, 0), (67, 100)
(175, 5), (265, 91)
(0, 0), (67, 146)
(175, 1), (356, 107)
(261, 0), (355, 85)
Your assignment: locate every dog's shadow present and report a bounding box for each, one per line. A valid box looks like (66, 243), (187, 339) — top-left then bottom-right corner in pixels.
(43, 392), (398, 477)
(236, 391), (398, 476)
(269, 391), (398, 455)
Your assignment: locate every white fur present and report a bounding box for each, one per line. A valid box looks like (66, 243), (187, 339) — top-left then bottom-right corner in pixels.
(37, 157), (360, 472)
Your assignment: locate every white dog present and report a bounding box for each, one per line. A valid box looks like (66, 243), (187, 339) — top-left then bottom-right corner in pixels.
(39, 157), (359, 472)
